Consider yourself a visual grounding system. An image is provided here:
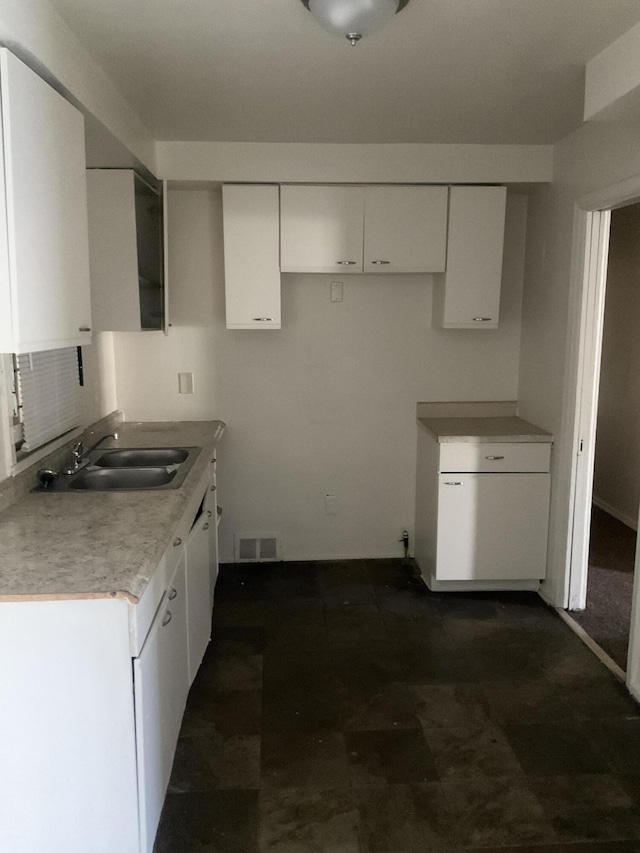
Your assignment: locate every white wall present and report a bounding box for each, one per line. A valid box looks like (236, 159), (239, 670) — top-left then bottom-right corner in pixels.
(592, 204), (640, 530)
(158, 141), (552, 185)
(0, 0), (155, 170)
(518, 115), (640, 605)
(113, 189), (527, 563)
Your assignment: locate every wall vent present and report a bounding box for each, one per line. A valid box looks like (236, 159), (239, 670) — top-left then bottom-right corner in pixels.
(234, 532), (282, 563)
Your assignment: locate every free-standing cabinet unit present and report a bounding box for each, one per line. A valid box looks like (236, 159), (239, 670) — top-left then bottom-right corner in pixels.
(415, 424), (551, 591)
(0, 49), (91, 353)
(433, 185), (507, 329)
(223, 184), (281, 329)
(87, 169), (166, 333)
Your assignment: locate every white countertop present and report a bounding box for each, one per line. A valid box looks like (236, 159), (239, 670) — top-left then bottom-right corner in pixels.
(418, 415), (553, 443)
(0, 421), (225, 603)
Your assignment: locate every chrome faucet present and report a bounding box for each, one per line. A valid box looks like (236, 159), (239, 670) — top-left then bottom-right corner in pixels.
(61, 432), (119, 475)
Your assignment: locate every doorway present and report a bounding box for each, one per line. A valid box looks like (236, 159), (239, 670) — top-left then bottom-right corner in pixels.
(567, 178), (640, 698)
(569, 202), (640, 670)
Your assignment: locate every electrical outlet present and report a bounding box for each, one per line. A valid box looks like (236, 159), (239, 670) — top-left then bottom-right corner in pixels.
(330, 281), (343, 303)
(325, 494), (338, 515)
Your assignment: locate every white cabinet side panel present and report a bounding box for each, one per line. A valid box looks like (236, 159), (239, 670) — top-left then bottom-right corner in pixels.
(223, 184), (281, 328)
(0, 598), (138, 853)
(87, 169), (140, 332)
(414, 426), (441, 580)
(0, 50), (92, 352)
(436, 472), (550, 581)
(364, 186), (448, 273)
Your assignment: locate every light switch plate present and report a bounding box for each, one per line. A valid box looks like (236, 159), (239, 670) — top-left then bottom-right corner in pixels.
(330, 281), (343, 303)
(178, 372), (194, 394)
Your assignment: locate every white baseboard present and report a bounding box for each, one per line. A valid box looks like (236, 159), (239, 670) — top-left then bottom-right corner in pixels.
(592, 495), (638, 532)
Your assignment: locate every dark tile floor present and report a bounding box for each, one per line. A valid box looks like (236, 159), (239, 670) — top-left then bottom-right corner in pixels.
(154, 559), (640, 852)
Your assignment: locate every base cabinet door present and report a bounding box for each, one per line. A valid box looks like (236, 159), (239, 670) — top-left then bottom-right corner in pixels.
(185, 516), (211, 684)
(436, 473), (550, 581)
(134, 558), (189, 853)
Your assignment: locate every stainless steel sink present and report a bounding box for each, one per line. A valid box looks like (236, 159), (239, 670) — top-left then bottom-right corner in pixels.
(34, 446), (202, 492)
(68, 467), (177, 490)
(94, 448), (189, 467)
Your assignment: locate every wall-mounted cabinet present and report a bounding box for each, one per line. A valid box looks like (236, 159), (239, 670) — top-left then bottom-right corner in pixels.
(87, 169), (167, 333)
(0, 49), (92, 353)
(433, 186), (507, 329)
(280, 184), (448, 274)
(223, 184), (281, 329)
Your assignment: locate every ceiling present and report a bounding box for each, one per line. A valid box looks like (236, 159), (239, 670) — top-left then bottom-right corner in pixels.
(48, 0), (640, 144)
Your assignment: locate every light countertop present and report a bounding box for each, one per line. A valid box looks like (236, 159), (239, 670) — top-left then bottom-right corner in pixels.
(0, 421), (225, 604)
(418, 415), (553, 443)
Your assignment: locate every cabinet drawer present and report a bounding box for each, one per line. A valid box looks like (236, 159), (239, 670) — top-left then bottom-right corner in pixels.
(439, 442), (551, 473)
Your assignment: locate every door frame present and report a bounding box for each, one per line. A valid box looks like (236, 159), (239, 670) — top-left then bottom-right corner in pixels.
(565, 173), (640, 697)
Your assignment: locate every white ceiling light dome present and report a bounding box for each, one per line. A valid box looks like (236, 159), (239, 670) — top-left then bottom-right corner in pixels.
(301, 0), (411, 45)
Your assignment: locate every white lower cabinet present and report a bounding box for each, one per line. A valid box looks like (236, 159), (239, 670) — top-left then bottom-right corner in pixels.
(0, 465), (217, 853)
(185, 512), (212, 685)
(135, 554), (189, 853)
(415, 425), (551, 591)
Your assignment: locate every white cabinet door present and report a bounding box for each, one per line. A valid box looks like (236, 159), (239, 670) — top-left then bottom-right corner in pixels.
(435, 186), (506, 329)
(436, 472), (550, 581)
(280, 185), (364, 273)
(223, 184), (281, 329)
(203, 464), (219, 612)
(185, 515), (211, 684)
(364, 186), (447, 273)
(134, 558), (189, 853)
(0, 49), (91, 353)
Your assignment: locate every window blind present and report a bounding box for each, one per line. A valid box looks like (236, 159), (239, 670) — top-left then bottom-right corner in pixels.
(16, 348), (81, 452)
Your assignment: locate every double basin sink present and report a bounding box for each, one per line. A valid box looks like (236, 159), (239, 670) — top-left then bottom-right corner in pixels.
(40, 447), (201, 492)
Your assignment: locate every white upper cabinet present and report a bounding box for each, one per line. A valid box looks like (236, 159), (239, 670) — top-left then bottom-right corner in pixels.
(87, 170), (166, 333)
(223, 184), (281, 329)
(363, 186), (448, 273)
(0, 49), (91, 353)
(280, 185), (364, 273)
(433, 185), (507, 329)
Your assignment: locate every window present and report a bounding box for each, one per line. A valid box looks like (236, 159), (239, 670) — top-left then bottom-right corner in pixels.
(14, 348), (81, 455)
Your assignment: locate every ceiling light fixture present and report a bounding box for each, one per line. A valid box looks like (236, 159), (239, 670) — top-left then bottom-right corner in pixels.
(300, 0), (410, 45)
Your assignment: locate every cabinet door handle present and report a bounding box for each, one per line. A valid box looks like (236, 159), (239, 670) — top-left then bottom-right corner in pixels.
(472, 317), (492, 322)
(162, 610), (172, 627)
(206, 510), (213, 517)
(371, 260), (390, 265)
(485, 455), (505, 460)
(168, 587), (177, 600)
(444, 481), (463, 485)
(252, 317), (273, 322)
(173, 537), (182, 547)
(210, 485), (216, 492)
(78, 326), (91, 332)
(203, 522), (210, 530)
(336, 260), (357, 265)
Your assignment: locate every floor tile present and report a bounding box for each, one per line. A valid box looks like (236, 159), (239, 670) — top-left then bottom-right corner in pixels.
(209, 653), (263, 691)
(424, 724), (523, 780)
(337, 682), (420, 731)
(441, 772), (556, 847)
(168, 733), (261, 791)
(262, 685), (340, 732)
(181, 687), (262, 736)
(212, 600), (267, 627)
(261, 730), (350, 790)
(154, 790), (260, 853)
(410, 683), (490, 729)
(504, 722), (609, 776)
(259, 787), (360, 853)
(209, 625), (266, 656)
(345, 728), (436, 786)
(582, 718), (640, 772)
(531, 773), (640, 842)
(330, 643), (404, 687)
(354, 783), (453, 852)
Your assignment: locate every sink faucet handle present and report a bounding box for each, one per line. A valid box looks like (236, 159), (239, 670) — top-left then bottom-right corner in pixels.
(72, 440), (84, 459)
